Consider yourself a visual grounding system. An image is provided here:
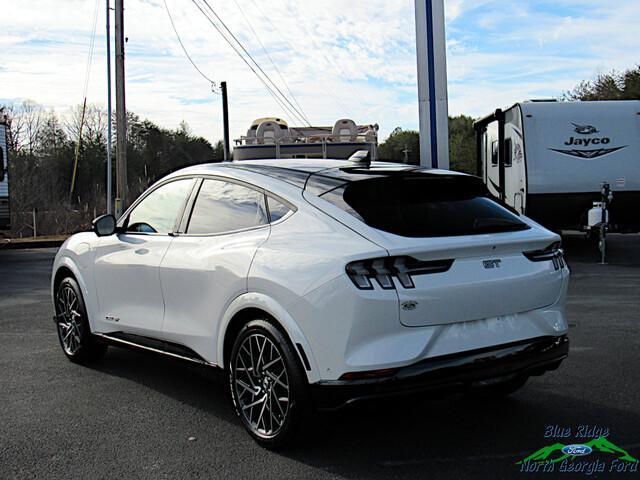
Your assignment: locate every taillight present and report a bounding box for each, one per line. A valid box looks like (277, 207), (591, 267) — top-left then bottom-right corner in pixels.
(346, 256), (453, 290)
(523, 242), (565, 270)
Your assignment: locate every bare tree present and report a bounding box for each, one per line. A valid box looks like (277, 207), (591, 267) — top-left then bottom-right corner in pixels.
(65, 103), (108, 145)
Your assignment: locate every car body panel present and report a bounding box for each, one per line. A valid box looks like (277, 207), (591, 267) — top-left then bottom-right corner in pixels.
(160, 226), (271, 362)
(92, 233), (173, 335)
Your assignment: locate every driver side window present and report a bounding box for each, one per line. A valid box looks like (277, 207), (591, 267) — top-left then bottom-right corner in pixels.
(126, 178), (194, 234)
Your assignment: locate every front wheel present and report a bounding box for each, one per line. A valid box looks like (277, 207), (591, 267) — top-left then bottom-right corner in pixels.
(54, 277), (107, 364)
(228, 319), (309, 449)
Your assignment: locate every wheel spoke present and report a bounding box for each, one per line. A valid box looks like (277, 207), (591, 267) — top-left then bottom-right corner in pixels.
(265, 370), (289, 390)
(261, 356), (281, 371)
(255, 336), (267, 372)
(256, 393), (269, 432)
(270, 387), (285, 417)
(236, 379), (255, 395)
(242, 394), (267, 411)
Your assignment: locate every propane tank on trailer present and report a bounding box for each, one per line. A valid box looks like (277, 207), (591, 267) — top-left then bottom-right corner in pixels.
(587, 202), (608, 228)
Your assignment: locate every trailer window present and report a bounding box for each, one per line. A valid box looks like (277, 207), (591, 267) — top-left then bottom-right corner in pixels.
(504, 138), (513, 167)
(491, 141), (498, 166)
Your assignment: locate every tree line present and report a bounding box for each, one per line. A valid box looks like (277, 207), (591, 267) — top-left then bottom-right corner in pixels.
(2, 64), (638, 236)
(1, 101), (223, 236)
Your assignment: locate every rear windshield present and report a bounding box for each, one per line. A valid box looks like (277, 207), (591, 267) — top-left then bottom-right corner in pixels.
(316, 173), (529, 238)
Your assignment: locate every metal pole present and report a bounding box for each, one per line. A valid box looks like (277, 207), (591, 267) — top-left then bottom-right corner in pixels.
(414, 0), (449, 169)
(114, 0), (127, 217)
(221, 81), (231, 162)
(106, 0), (113, 215)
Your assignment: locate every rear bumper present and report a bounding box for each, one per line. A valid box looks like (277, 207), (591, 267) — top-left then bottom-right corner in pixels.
(311, 335), (568, 410)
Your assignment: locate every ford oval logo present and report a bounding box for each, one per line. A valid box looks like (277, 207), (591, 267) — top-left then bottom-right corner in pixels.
(561, 444), (593, 457)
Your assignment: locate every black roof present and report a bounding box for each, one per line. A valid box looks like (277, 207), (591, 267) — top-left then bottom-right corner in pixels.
(228, 159), (455, 191)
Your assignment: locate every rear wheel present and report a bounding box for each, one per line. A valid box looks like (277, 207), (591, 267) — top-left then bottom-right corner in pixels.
(54, 277), (107, 364)
(228, 319), (309, 449)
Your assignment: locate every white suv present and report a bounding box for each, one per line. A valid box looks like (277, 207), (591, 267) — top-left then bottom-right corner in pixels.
(52, 159), (569, 447)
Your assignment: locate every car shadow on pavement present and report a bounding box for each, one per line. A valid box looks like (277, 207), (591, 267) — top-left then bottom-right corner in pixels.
(89, 346), (237, 423)
(88, 347), (640, 478)
(284, 388), (640, 478)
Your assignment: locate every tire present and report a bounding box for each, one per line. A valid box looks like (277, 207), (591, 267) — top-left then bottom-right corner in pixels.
(469, 375), (528, 399)
(228, 319), (309, 449)
(54, 277), (107, 364)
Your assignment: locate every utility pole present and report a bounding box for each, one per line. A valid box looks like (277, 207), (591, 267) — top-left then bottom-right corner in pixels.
(114, 0), (127, 217)
(106, 0), (113, 215)
(221, 81), (231, 162)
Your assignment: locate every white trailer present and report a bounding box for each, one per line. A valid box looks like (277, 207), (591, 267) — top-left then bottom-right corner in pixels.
(475, 100), (640, 233)
(0, 120), (9, 230)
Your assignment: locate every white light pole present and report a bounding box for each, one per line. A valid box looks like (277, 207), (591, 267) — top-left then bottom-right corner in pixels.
(415, 0), (449, 169)
(106, 0), (113, 214)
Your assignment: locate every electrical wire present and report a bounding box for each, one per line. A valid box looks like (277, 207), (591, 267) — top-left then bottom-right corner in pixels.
(231, 0), (311, 125)
(247, 0), (357, 118)
(82, 0), (101, 100)
(72, 0), (101, 197)
(191, 0), (301, 124)
(193, 0), (310, 126)
(163, 0), (220, 94)
(197, 0), (309, 125)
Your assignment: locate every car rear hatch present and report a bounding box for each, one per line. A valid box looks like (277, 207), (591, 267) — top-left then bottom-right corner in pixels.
(304, 166), (565, 327)
(379, 231), (564, 326)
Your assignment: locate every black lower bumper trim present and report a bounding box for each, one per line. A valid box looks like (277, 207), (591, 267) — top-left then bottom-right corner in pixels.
(312, 335), (569, 410)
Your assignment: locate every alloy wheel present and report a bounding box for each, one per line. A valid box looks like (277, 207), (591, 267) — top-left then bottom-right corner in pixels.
(233, 333), (290, 438)
(56, 285), (84, 356)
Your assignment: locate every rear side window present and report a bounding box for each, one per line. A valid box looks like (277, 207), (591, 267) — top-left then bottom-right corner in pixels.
(267, 197), (292, 222)
(187, 179), (268, 234)
(318, 175), (529, 238)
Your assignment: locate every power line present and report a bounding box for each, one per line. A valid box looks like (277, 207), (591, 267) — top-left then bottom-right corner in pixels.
(163, 0), (220, 94)
(197, 0), (309, 126)
(82, 0), (101, 100)
(191, 0), (302, 125)
(194, 0), (311, 126)
(247, 0), (357, 118)
(231, 0), (311, 125)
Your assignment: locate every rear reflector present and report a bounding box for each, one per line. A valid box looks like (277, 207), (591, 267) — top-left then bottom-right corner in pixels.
(339, 368), (398, 380)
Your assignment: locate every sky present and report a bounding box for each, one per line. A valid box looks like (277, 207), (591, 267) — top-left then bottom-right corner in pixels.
(1, 0), (639, 144)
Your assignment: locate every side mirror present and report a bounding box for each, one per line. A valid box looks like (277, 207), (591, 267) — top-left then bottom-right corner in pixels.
(92, 214), (117, 237)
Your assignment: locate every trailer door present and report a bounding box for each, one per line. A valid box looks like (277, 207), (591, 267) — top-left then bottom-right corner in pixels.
(504, 107), (527, 214)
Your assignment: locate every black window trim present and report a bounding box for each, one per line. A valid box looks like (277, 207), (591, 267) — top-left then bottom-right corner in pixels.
(178, 174), (297, 238)
(116, 175), (198, 237)
(491, 140), (499, 166)
(504, 138), (513, 168)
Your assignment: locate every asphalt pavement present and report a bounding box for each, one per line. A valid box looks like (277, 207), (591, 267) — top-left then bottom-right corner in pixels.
(1, 234), (639, 479)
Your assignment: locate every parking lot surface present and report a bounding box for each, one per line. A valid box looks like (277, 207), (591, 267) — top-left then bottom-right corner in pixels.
(1, 235), (639, 479)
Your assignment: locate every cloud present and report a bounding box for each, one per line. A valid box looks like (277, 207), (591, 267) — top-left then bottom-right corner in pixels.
(0, 0), (638, 144)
